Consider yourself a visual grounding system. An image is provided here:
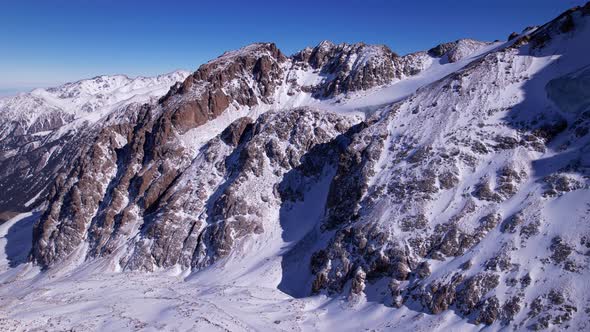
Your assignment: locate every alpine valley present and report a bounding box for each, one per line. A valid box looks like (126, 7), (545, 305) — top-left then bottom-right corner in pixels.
(1, 3), (590, 331)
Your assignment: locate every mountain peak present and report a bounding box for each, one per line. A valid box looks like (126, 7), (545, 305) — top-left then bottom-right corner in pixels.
(427, 38), (491, 62)
(316, 39), (335, 50)
(214, 42), (285, 63)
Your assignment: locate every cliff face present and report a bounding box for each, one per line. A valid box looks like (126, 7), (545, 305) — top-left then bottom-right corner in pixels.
(28, 39), (427, 269)
(0, 71), (190, 222)
(292, 41), (436, 98)
(305, 6), (590, 329)
(161, 43), (288, 133)
(2, 3), (590, 330)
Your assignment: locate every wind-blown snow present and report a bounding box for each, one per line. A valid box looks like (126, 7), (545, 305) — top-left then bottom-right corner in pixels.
(0, 70), (190, 139)
(1, 7), (590, 331)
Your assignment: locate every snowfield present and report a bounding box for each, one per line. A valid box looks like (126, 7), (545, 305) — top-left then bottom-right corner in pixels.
(1, 4), (590, 332)
(0, 213), (478, 332)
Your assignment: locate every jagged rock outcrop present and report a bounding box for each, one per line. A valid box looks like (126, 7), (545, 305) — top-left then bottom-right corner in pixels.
(120, 108), (358, 271)
(292, 41), (436, 97)
(428, 39), (491, 63)
(0, 37), (490, 224)
(0, 72), (189, 222)
(306, 4), (590, 329)
(293, 42), (402, 96)
(160, 43), (287, 132)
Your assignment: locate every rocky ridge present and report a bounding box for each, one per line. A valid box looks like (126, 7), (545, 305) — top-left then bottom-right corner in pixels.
(20, 37), (493, 267)
(306, 5), (590, 329)
(0, 71), (190, 222)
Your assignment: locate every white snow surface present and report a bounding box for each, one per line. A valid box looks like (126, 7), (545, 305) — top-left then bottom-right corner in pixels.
(0, 70), (190, 138)
(176, 39), (498, 155)
(0, 43), (508, 329)
(1, 9), (590, 331)
(0, 213), (478, 332)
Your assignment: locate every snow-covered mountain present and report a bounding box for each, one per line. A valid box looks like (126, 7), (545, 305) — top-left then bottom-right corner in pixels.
(0, 71), (190, 137)
(0, 71), (190, 221)
(1, 3), (590, 331)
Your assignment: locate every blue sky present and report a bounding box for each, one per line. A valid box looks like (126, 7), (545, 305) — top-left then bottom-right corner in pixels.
(0, 0), (586, 93)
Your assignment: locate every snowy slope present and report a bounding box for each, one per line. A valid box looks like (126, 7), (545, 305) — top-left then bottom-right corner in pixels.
(174, 39), (496, 154)
(1, 3), (590, 332)
(0, 71), (190, 216)
(0, 70), (190, 138)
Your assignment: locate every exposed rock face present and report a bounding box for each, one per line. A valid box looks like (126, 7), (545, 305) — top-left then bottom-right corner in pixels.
(220, 117), (254, 146)
(292, 41), (436, 97)
(160, 43), (287, 132)
(0, 72), (190, 222)
(31, 103), (193, 266)
(305, 4), (590, 329)
(119, 108), (357, 271)
(508, 32), (520, 41)
(428, 39), (491, 62)
(24, 38), (438, 267)
(26, 44), (293, 266)
(293, 42), (401, 97)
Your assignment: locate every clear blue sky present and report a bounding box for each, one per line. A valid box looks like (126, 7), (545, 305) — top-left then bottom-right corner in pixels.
(0, 0), (586, 93)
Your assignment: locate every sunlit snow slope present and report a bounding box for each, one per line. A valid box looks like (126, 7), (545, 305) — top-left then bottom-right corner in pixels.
(1, 3), (590, 332)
